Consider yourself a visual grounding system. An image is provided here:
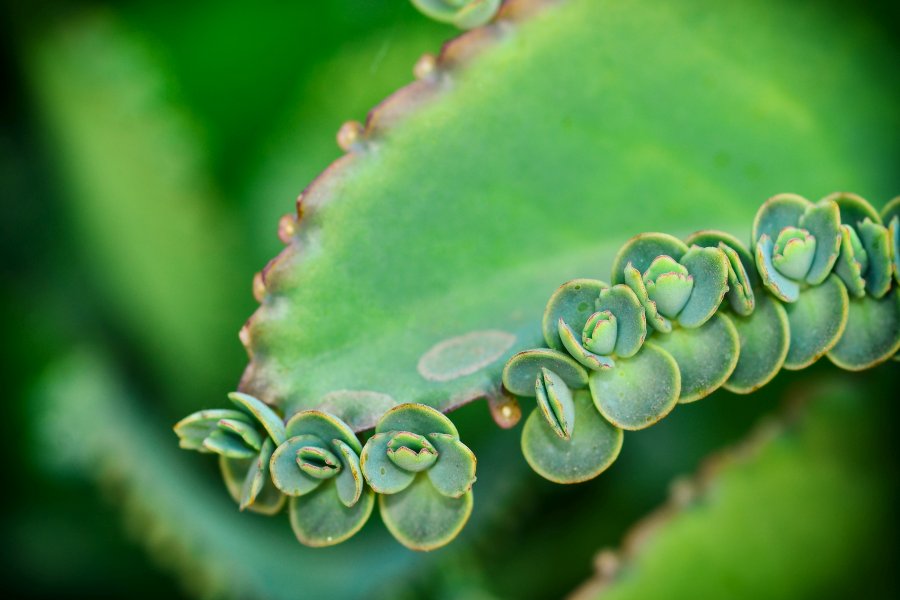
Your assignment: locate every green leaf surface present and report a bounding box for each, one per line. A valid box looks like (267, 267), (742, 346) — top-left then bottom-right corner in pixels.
(542, 279), (609, 350)
(535, 367), (577, 439)
(723, 294), (790, 394)
(427, 434), (478, 498)
(239, 0), (900, 422)
(269, 435), (325, 497)
(285, 410), (360, 453)
(379, 474), (473, 551)
(521, 390), (624, 484)
(596, 285), (647, 359)
(677, 246), (729, 328)
(611, 234), (688, 285)
(240, 437), (277, 510)
(828, 289), (900, 371)
(783, 275), (849, 370)
(229, 392), (287, 445)
(588, 343), (681, 431)
(650, 313), (739, 403)
(360, 433), (416, 495)
(502, 349), (589, 397)
(289, 484), (375, 547)
(220, 455), (285, 516)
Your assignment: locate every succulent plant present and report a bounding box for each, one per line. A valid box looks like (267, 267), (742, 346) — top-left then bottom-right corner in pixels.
(269, 410), (374, 547)
(825, 193), (900, 370)
(751, 194), (848, 369)
(174, 392), (286, 514)
(360, 403), (476, 550)
(410, 0), (502, 29)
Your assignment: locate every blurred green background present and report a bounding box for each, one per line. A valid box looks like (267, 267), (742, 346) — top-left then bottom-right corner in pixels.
(1, 1), (898, 599)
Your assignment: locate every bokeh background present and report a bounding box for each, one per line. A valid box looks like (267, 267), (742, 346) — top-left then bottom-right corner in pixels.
(1, 1), (898, 599)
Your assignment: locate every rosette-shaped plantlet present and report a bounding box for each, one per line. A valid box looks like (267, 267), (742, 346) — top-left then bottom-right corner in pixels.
(269, 410), (374, 547)
(410, 0), (501, 29)
(611, 233), (738, 403)
(826, 193), (900, 370)
(686, 231), (789, 394)
(752, 194), (848, 369)
(360, 403), (476, 550)
(174, 392), (286, 514)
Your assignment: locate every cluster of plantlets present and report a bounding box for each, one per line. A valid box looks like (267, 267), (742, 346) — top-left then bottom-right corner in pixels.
(504, 192), (900, 483)
(175, 394), (476, 550)
(174, 191), (897, 549)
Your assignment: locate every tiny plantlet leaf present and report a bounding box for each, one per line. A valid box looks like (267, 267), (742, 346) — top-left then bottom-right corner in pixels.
(542, 279), (610, 351)
(783, 275), (849, 370)
(595, 285), (646, 358)
(535, 367), (577, 440)
(502, 349), (589, 397)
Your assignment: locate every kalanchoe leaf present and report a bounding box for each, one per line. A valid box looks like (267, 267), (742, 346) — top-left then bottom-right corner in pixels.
(783, 274), (849, 370)
(558, 318), (615, 370)
(240, 437), (276, 511)
(386, 432), (439, 473)
(289, 484), (375, 547)
(582, 311), (618, 356)
(772, 227), (816, 280)
(285, 410), (361, 453)
(375, 402), (458, 437)
(828, 289), (900, 370)
(297, 445), (342, 480)
(752, 193), (810, 247)
(203, 429), (257, 459)
(643, 255), (694, 319)
(379, 475), (473, 552)
(595, 284), (646, 358)
(796, 198), (842, 284)
(857, 218), (892, 298)
(611, 232), (688, 285)
(683, 230), (756, 317)
(542, 279), (608, 350)
(521, 390), (623, 484)
(410, 0), (501, 30)
(677, 245), (729, 328)
(756, 233), (801, 302)
(427, 433), (477, 498)
(360, 433), (416, 494)
(650, 313), (739, 403)
(834, 224), (869, 298)
(270, 435), (328, 496)
(534, 367), (576, 440)
(589, 342), (680, 431)
(217, 418), (262, 452)
(228, 391), (286, 445)
(624, 263), (671, 332)
(173, 409), (252, 451)
(890, 215), (900, 285)
(333, 439), (364, 508)
(221, 454), (285, 516)
(723, 294), (790, 394)
(502, 348), (589, 397)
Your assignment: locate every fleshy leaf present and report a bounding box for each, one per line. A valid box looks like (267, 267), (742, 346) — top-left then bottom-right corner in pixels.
(284, 410), (360, 453)
(535, 367), (577, 440)
(611, 233), (688, 285)
(173, 409), (252, 451)
(296, 445), (341, 480)
(624, 263), (671, 332)
(684, 231), (756, 316)
(645, 269), (693, 320)
(756, 234), (801, 303)
(677, 245), (729, 328)
(828, 289), (900, 370)
(269, 435), (326, 497)
(360, 432), (416, 494)
(829, 191), (881, 230)
(220, 454), (285, 516)
(857, 218), (892, 298)
(797, 198), (841, 284)
(891, 216), (900, 285)
(834, 224), (868, 298)
(723, 294), (790, 394)
(228, 391), (286, 445)
(542, 278), (608, 350)
(650, 313), (739, 403)
(217, 418), (262, 452)
(502, 349), (589, 397)
(772, 227), (816, 280)
(333, 439), (364, 508)
(379, 474), (473, 551)
(783, 275), (849, 370)
(387, 432), (439, 473)
(289, 483), (374, 547)
(583, 311), (618, 356)
(375, 403), (459, 437)
(240, 437), (276, 511)
(203, 429), (257, 459)
(596, 285), (647, 358)
(588, 342), (680, 431)
(411, 0), (501, 30)
(427, 433), (477, 498)
(558, 319), (616, 370)
(520, 390), (623, 484)
(751, 193), (810, 252)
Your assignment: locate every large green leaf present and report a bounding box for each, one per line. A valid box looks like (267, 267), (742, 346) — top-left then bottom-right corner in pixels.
(241, 0), (899, 426)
